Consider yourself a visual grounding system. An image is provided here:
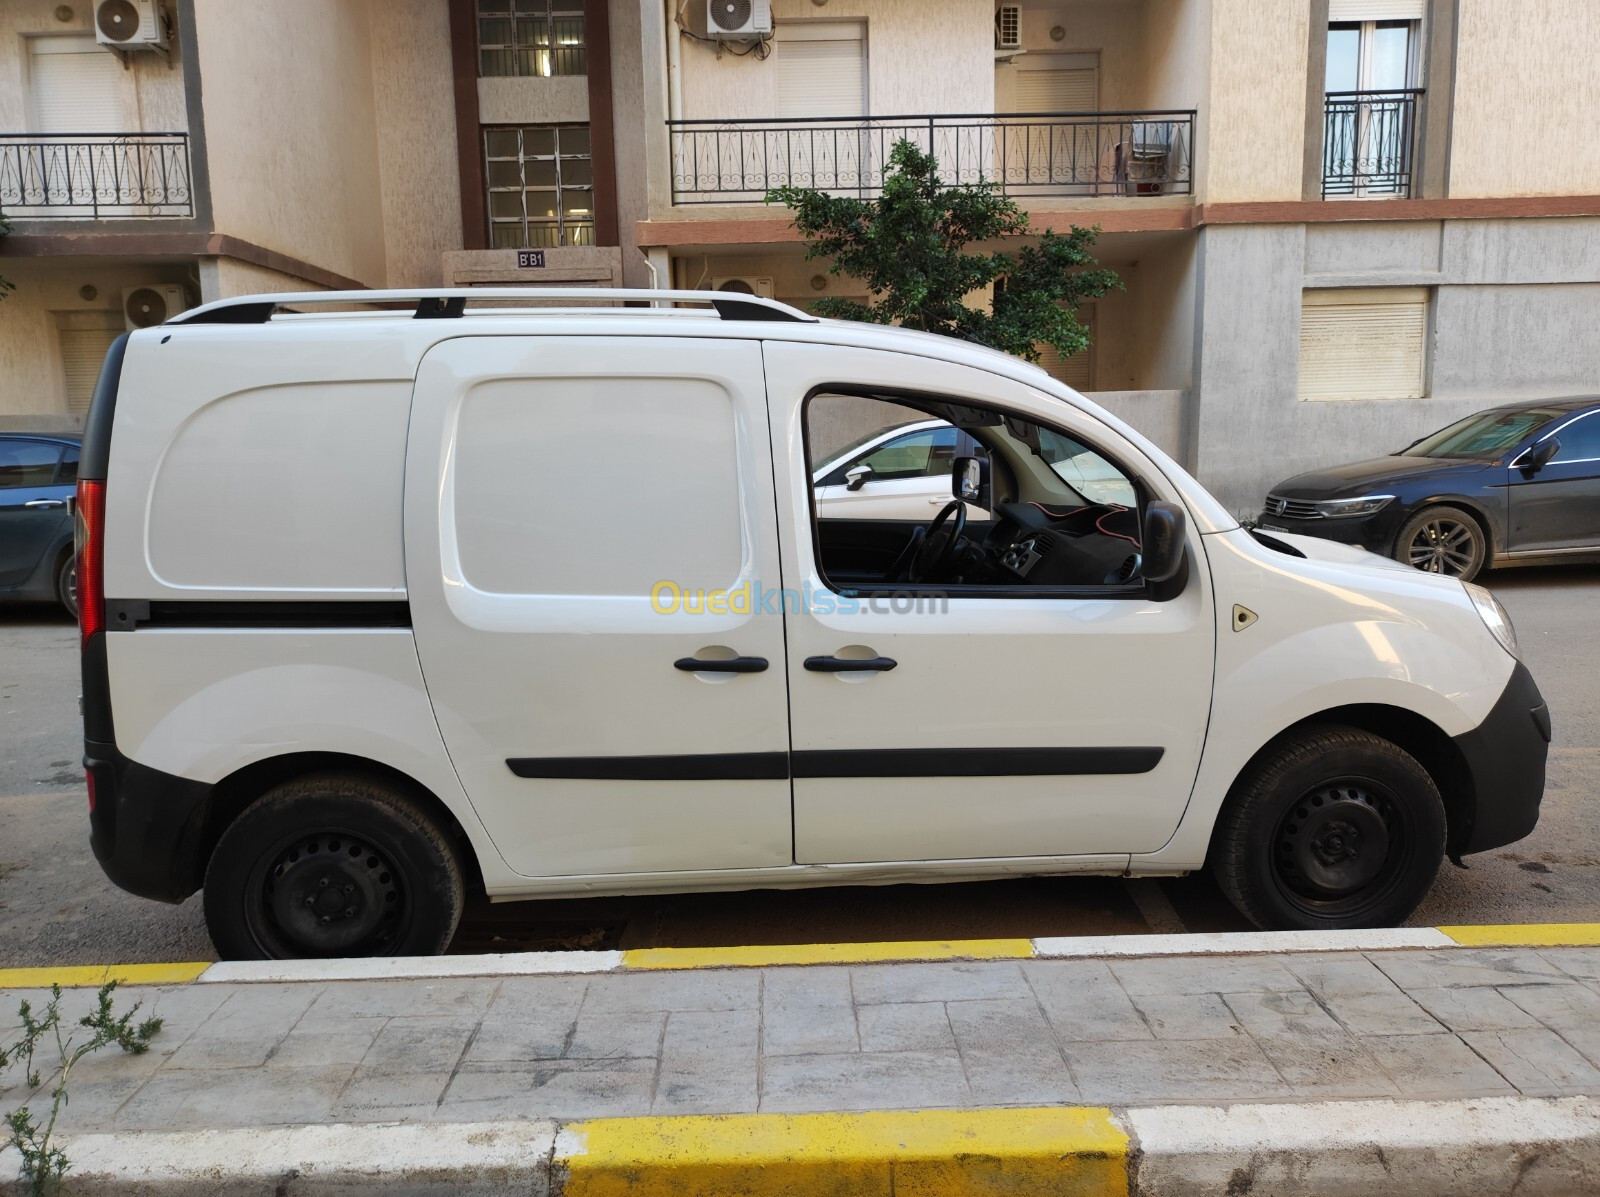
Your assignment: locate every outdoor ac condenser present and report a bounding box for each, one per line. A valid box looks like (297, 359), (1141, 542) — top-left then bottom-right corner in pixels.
(123, 285), (189, 331)
(712, 277), (775, 299)
(94, 0), (168, 51)
(707, 0), (773, 39)
(995, 5), (1023, 52)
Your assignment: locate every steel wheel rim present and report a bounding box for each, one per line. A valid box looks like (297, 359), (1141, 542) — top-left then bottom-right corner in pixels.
(244, 829), (411, 957)
(1271, 777), (1413, 918)
(1407, 517), (1478, 575)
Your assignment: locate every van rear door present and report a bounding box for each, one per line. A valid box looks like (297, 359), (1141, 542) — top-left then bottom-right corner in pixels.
(404, 336), (792, 880)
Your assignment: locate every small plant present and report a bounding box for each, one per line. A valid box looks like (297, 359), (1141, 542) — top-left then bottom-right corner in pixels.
(2, 982), (162, 1196)
(0, 210), (14, 301)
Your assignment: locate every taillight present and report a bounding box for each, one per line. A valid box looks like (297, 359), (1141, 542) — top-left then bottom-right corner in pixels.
(76, 479), (105, 650)
(85, 767), (97, 813)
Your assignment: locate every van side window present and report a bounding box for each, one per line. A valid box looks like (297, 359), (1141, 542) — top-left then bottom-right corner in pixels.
(803, 391), (1146, 597)
(0, 440), (62, 489)
(450, 379), (744, 597)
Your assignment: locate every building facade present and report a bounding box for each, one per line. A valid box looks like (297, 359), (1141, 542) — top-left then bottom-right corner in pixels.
(4, 1), (1596, 517)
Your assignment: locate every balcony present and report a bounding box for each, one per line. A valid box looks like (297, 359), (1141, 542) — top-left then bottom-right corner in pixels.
(0, 132), (193, 219)
(667, 111), (1194, 206)
(1321, 90), (1422, 199)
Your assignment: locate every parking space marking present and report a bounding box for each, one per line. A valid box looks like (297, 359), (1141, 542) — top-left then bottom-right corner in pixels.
(1439, 923), (1600, 947)
(621, 939), (1036, 970)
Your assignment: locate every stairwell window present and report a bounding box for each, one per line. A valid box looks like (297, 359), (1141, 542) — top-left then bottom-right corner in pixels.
(485, 125), (594, 249)
(477, 0), (586, 77)
(1323, 2), (1423, 197)
(1299, 288), (1429, 401)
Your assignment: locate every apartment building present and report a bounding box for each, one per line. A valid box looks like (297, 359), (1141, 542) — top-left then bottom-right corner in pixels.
(5, 1), (1596, 516)
(634, 0), (1600, 512)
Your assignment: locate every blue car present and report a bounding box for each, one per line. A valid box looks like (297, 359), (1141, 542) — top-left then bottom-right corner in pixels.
(0, 433), (81, 615)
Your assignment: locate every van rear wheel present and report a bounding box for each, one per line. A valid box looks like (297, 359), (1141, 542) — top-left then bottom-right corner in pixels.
(204, 773), (465, 960)
(1210, 727), (1445, 930)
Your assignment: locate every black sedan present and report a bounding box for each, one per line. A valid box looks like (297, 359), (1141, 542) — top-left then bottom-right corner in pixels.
(0, 432), (81, 615)
(1260, 397), (1600, 581)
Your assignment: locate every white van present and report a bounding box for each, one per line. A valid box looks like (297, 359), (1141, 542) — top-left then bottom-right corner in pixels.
(76, 290), (1548, 960)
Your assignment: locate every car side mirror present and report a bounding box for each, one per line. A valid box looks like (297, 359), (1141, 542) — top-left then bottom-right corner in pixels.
(845, 464), (873, 491)
(1515, 438), (1559, 478)
(1142, 501), (1188, 593)
(952, 456), (982, 502)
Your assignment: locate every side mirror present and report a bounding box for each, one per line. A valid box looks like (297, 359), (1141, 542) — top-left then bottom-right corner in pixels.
(1515, 438), (1560, 478)
(952, 456), (982, 502)
(1142, 500), (1188, 587)
(845, 464), (873, 491)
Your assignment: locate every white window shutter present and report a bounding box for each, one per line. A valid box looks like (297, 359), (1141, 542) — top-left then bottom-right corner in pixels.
(1299, 288), (1428, 401)
(1328, 1), (1425, 21)
(1014, 67), (1098, 112)
(28, 36), (125, 133)
(56, 313), (122, 413)
(776, 23), (865, 118)
(1037, 306), (1095, 391)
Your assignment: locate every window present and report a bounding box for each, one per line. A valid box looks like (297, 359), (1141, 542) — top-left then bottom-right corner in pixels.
(1551, 412), (1600, 463)
(776, 22), (866, 118)
(0, 440), (63, 489)
(1323, 3), (1422, 198)
(56, 311), (122, 413)
(484, 126), (593, 249)
(57, 446), (79, 484)
(476, 0), (585, 77)
(804, 392), (1145, 595)
(1299, 287), (1428, 401)
(28, 35), (126, 133)
(1401, 409), (1562, 460)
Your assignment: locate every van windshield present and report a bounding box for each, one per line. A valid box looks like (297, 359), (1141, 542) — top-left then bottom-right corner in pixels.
(1400, 408), (1562, 459)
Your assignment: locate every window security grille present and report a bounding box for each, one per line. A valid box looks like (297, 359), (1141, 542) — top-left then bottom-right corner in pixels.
(484, 125), (595, 249)
(476, 0), (586, 77)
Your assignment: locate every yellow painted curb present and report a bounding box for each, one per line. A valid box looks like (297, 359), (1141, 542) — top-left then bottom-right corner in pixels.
(0, 962), (211, 989)
(555, 1107), (1129, 1196)
(1438, 923), (1600, 948)
(622, 938), (1035, 970)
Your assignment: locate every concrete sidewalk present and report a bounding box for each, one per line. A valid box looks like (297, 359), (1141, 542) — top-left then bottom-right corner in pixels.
(4, 932), (1600, 1193)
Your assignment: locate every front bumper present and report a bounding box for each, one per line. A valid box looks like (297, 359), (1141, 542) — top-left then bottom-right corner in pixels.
(1255, 508), (1403, 555)
(1451, 661), (1550, 856)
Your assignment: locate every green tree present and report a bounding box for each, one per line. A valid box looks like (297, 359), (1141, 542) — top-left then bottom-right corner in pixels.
(766, 138), (1118, 362)
(0, 210), (14, 301)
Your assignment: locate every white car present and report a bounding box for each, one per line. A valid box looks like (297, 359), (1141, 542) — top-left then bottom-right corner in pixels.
(76, 288), (1547, 959)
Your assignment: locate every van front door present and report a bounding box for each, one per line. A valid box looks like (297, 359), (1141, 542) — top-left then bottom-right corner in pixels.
(767, 342), (1215, 866)
(404, 337), (793, 880)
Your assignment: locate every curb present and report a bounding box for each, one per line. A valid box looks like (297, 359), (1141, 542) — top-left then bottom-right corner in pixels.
(4, 1098), (1596, 1196)
(3, 923), (1598, 989)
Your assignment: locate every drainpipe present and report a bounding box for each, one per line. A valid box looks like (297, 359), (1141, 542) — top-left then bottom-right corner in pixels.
(666, 1), (683, 125)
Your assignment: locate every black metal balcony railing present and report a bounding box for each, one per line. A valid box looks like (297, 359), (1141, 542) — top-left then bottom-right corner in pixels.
(1322, 89), (1422, 199)
(667, 111), (1194, 205)
(0, 133), (193, 219)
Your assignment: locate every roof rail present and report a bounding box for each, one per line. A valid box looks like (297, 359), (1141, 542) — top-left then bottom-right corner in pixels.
(167, 288), (818, 326)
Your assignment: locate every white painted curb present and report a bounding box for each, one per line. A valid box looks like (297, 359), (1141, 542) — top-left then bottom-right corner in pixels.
(198, 949), (623, 985)
(1128, 1096), (1600, 1196)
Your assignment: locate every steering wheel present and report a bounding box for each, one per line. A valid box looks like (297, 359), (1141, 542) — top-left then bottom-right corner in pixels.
(906, 500), (967, 583)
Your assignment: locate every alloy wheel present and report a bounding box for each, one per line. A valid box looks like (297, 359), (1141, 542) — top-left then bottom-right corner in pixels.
(1406, 516), (1478, 576)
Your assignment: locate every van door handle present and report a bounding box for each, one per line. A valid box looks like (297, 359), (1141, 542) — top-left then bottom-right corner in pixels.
(674, 655), (769, 673)
(24, 499), (66, 509)
(804, 655), (898, 673)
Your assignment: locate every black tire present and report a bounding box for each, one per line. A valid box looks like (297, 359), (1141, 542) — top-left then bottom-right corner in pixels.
(204, 773), (465, 960)
(1393, 505), (1487, 580)
(56, 552), (78, 619)
(1210, 726), (1446, 931)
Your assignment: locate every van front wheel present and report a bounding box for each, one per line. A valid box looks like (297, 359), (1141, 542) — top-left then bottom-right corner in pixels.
(204, 774), (465, 960)
(1211, 727), (1446, 930)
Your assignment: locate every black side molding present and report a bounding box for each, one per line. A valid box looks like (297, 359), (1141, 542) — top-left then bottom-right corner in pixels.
(106, 599), (412, 630)
(508, 753), (788, 781)
(506, 746), (1164, 782)
(791, 746), (1164, 778)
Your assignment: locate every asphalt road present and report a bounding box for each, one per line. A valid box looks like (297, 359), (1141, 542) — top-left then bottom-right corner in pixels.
(2, 563), (1596, 966)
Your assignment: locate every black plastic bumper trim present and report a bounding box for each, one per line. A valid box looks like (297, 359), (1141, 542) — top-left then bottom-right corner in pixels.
(791, 746), (1164, 778)
(507, 753), (789, 781)
(1453, 661), (1549, 856)
(86, 740), (213, 905)
(105, 600), (412, 630)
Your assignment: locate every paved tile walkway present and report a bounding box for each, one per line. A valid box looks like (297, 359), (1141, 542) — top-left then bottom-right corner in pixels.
(3, 946), (1599, 1131)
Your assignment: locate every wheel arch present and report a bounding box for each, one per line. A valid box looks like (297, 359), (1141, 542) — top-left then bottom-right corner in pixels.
(1404, 496), (1501, 562)
(1217, 703), (1476, 861)
(200, 752), (487, 897)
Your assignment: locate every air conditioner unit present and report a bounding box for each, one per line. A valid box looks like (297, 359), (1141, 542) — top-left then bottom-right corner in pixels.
(706, 0), (772, 39)
(995, 5), (1022, 52)
(122, 284), (188, 331)
(711, 276), (774, 299)
(95, 0), (168, 50)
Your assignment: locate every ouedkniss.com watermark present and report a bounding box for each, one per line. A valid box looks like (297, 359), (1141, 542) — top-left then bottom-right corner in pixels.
(650, 580), (947, 616)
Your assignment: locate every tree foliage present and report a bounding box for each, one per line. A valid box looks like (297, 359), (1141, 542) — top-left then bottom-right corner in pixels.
(0, 210), (14, 302)
(767, 139), (1119, 361)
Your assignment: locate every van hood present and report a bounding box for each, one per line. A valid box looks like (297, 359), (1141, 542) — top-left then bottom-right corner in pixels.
(1255, 528), (1418, 574)
(1271, 455), (1489, 497)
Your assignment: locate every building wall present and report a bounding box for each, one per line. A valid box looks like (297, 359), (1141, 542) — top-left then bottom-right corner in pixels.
(1450, 0), (1600, 199)
(611, 0), (650, 286)
(368, 0), (462, 288)
(0, 261), (194, 425)
(190, 0), (387, 285)
(0, 1), (187, 134)
(995, 3), (1147, 112)
(1203, 0), (1307, 202)
(1191, 217), (1600, 514)
(676, 0), (992, 121)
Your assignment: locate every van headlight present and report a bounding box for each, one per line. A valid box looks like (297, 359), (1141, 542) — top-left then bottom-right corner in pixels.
(1312, 495), (1394, 518)
(1464, 582), (1517, 657)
